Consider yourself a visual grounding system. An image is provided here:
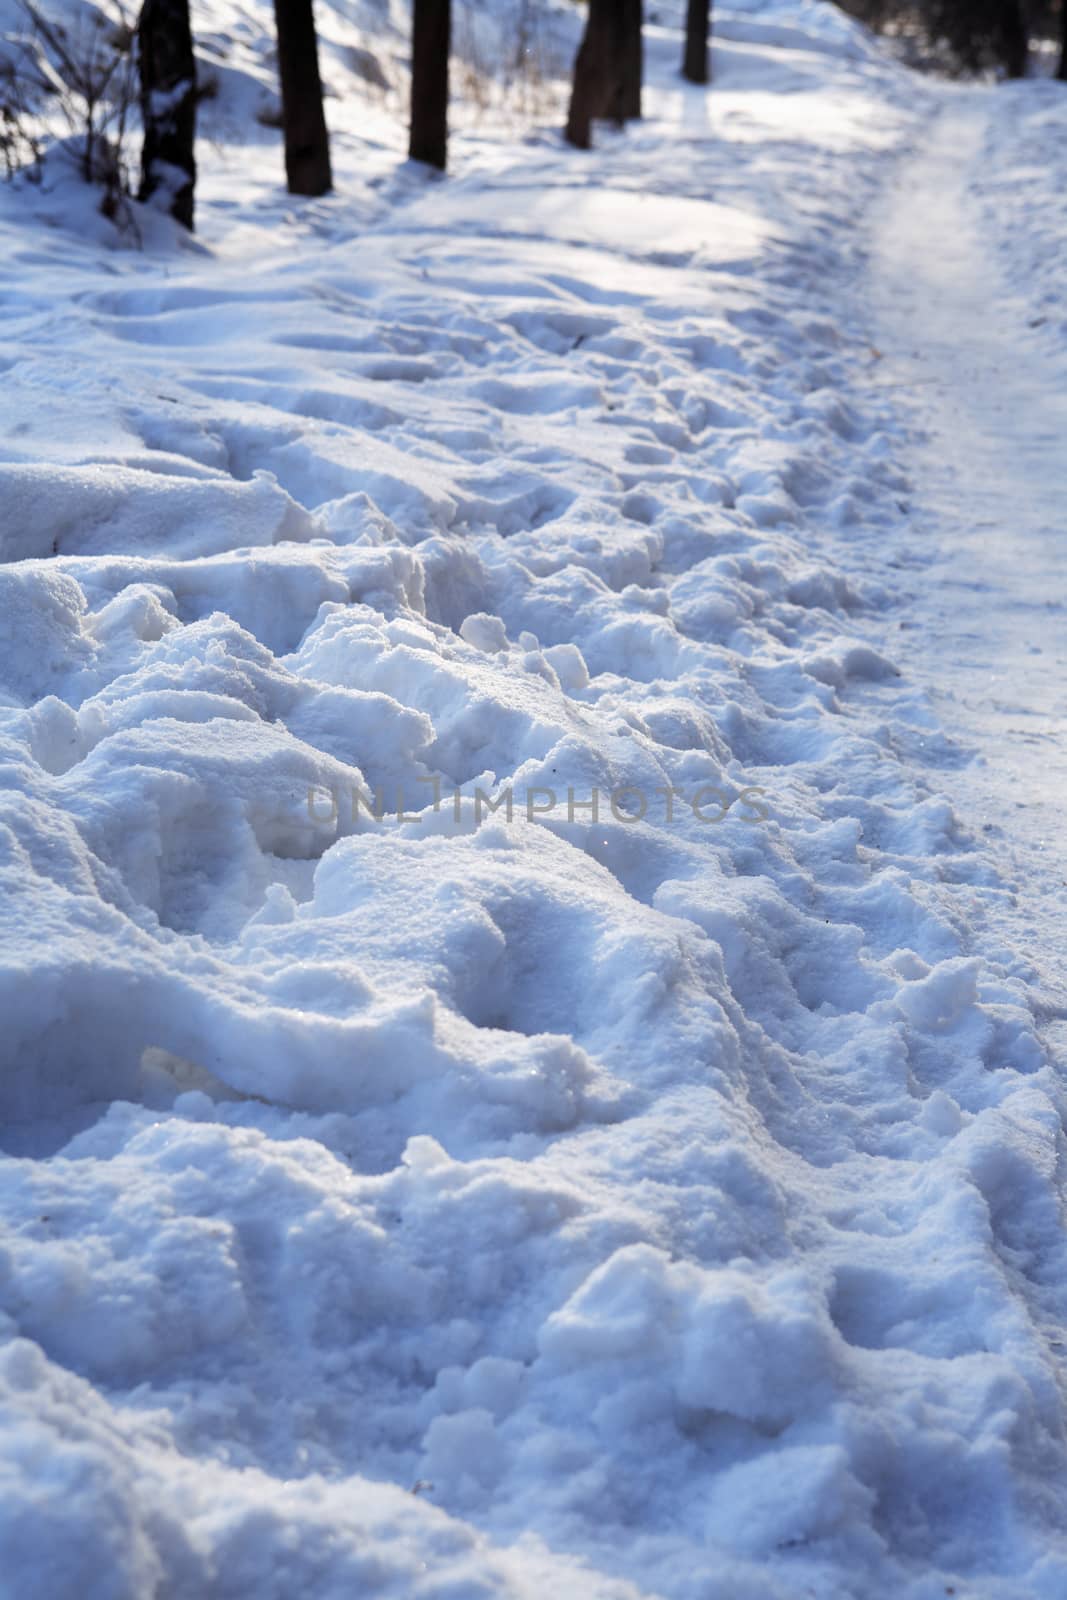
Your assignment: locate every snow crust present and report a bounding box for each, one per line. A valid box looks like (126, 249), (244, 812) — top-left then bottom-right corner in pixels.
(1, 2), (1067, 1595)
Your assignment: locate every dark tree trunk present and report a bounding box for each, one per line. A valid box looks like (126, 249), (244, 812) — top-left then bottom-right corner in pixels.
(612, 0), (642, 122)
(999, 0), (1028, 76)
(682, 0), (712, 85)
(565, 0), (615, 149)
(273, 0), (332, 195)
(410, 0), (450, 171)
(1058, 3), (1067, 80)
(137, 0), (197, 229)
(565, 0), (635, 149)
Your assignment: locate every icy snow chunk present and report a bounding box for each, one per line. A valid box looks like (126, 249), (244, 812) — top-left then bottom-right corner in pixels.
(542, 1248), (835, 1432)
(265, 438), (457, 532)
(895, 957), (981, 1032)
(59, 715), (359, 929)
(25, 697), (84, 776)
(541, 643), (590, 692)
(0, 463), (313, 560)
(72, 545), (421, 659)
(403, 1134), (452, 1172)
(538, 1244), (676, 1367)
(88, 584), (178, 646)
(677, 1267), (835, 1427)
(284, 684), (434, 781)
(460, 612), (509, 654)
(242, 882), (298, 927)
(0, 568), (98, 705)
(920, 1090), (964, 1137)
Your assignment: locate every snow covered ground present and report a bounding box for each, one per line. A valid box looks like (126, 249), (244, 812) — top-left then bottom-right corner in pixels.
(868, 84), (1067, 1018)
(2, 2), (1067, 1595)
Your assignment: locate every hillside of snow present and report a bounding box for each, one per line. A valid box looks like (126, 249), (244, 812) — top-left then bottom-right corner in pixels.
(2, 2), (1067, 1596)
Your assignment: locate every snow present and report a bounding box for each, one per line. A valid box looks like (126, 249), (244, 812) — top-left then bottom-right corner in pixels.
(868, 86), (1067, 1010)
(1, 1), (1067, 1596)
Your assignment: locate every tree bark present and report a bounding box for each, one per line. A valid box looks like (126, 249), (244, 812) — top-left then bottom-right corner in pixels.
(410, 0), (450, 171)
(1057, 2), (1067, 81)
(565, 0), (627, 149)
(273, 0), (332, 195)
(999, 0), (1028, 77)
(610, 0), (642, 122)
(137, 0), (197, 229)
(682, 0), (711, 85)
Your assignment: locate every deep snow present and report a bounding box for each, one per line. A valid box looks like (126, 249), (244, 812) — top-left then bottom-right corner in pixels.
(1, 3), (1067, 1597)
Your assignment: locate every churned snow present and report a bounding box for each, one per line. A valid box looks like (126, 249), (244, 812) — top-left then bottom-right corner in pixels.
(1, 2), (1066, 1597)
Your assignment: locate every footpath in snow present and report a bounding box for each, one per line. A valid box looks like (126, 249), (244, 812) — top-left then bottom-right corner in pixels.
(1, 3), (1066, 1597)
(869, 86), (1067, 1016)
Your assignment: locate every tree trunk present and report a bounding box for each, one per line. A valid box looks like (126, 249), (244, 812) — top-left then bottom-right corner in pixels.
(616, 0), (643, 121)
(137, 0), (197, 229)
(410, 0), (450, 171)
(273, 0), (332, 195)
(1058, 2), (1066, 80)
(682, 0), (711, 85)
(565, 0), (625, 149)
(999, 0), (1028, 77)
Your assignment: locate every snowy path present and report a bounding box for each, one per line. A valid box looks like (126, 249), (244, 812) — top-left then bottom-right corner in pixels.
(869, 94), (1067, 1016)
(5, 9), (1067, 1598)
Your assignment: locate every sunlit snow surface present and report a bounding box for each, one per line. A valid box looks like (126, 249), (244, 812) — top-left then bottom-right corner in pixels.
(1, 2), (1067, 1596)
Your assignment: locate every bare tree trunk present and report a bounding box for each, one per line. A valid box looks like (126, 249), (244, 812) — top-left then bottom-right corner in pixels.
(999, 0), (1028, 76)
(682, 0), (711, 85)
(137, 0), (196, 229)
(410, 0), (450, 171)
(612, 0), (642, 122)
(273, 0), (332, 195)
(565, 0), (624, 149)
(1057, 3), (1067, 80)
